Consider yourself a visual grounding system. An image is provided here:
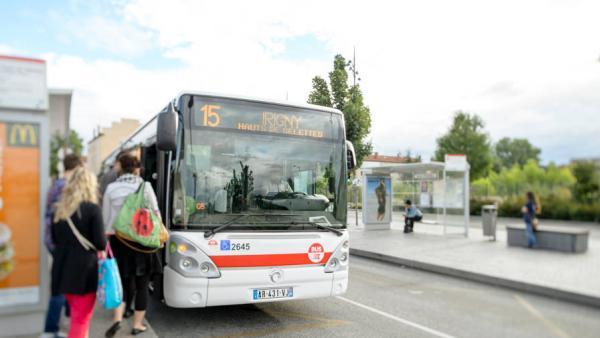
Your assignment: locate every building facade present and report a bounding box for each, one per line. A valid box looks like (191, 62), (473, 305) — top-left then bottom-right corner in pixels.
(87, 118), (141, 174)
(47, 89), (72, 138)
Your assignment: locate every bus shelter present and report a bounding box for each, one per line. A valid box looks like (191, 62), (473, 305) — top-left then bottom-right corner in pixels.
(360, 155), (470, 237)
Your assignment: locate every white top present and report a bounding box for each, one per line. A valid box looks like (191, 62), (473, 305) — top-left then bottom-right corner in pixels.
(213, 189), (228, 213)
(102, 174), (160, 235)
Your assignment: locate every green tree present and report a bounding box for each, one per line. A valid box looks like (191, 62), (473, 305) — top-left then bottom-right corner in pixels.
(329, 55), (349, 111)
(343, 85), (372, 167)
(307, 76), (332, 107)
(494, 137), (541, 170)
(306, 54), (373, 167)
(434, 111), (492, 180)
(50, 130), (84, 177)
(571, 161), (600, 204)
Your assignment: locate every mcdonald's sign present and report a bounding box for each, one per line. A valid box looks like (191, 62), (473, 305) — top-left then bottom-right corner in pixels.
(7, 123), (39, 147)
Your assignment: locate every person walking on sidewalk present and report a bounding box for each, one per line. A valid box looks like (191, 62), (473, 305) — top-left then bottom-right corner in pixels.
(103, 153), (162, 337)
(522, 191), (540, 248)
(42, 154), (83, 338)
(403, 200), (423, 233)
(51, 167), (107, 338)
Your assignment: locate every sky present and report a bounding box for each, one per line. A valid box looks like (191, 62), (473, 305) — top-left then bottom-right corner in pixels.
(1, 0), (599, 164)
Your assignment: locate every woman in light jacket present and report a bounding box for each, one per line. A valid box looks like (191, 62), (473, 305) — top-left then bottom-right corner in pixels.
(52, 167), (107, 338)
(102, 153), (162, 337)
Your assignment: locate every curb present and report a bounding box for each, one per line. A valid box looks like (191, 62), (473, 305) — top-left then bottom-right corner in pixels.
(350, 248), (600, 309)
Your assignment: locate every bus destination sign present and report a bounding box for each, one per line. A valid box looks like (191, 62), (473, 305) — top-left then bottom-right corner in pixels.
(193, 100), (328, 139)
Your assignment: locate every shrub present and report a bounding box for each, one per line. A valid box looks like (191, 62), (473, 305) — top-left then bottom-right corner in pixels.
(469, 193), (600, 222)
(497, 195), (525, 218)
(470, 197), (500, 215)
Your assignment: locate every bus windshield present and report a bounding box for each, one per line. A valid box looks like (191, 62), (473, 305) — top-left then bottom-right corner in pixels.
(171, 96), (347, 230)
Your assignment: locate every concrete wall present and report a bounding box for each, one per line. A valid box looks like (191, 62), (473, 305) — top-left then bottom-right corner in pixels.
(47, 89), (72, 138)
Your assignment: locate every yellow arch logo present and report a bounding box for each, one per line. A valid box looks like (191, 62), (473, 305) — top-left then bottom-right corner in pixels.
(8, 123), (38, 147)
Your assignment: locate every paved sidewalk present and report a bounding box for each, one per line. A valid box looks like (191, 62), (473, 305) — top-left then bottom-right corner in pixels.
(349, 212), (600, 307)
(14, 304), (158, 338)
(88, 305), (158, 338)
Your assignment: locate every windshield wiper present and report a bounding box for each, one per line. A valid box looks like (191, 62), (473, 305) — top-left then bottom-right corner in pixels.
(290, 216), (344, 236)
(289, 221), (344, 236)
(203, 213), (301, 238)
(204, 214), (246, 238)
(202, 214), (344, 238)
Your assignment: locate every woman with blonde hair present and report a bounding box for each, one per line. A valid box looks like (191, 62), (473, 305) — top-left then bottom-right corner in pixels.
(51, 167), (107, 338)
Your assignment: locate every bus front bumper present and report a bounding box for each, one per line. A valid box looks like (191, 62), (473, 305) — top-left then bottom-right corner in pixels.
(163, 265), (348, 308)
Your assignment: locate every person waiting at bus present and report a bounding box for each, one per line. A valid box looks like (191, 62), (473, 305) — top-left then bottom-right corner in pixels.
(103, 153), (162, 337)
(403, 199), (423, 233)
(51, 167), (107, 338)
(42, 154), (83, 338)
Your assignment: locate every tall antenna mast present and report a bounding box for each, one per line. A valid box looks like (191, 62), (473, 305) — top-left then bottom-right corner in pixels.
(353, 46), (356, 87)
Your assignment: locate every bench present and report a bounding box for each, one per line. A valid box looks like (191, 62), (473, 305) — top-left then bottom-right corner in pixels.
(506, 224), (589, 253)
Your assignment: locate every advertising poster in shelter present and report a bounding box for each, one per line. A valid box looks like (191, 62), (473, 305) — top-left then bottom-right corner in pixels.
(0, 121), (41, 307)
(363, 176), (392, 224)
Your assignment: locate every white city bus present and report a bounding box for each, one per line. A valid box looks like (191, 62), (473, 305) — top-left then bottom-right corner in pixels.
(101, 92), (355, 307)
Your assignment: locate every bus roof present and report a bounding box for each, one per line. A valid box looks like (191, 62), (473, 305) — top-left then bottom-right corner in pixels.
(177, 90), (344, 116)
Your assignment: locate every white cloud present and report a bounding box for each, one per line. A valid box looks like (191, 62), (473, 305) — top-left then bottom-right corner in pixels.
(0, 44), (23, 55)
(38, 0), (600, 163)
(67, 16), (155, 58)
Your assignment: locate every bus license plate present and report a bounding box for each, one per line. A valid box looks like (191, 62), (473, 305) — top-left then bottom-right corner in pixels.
(252, 287), (294, 300)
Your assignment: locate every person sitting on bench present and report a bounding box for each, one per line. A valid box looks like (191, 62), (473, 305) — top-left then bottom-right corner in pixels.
(403, 199), (423, 233)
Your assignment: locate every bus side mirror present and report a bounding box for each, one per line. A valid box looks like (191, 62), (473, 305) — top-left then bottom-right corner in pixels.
(346, 141), (356, 170)
(157, 103), (177, 152)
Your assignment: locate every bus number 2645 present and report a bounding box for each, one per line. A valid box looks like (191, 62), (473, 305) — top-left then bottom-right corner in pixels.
(231, 243), (251, 251)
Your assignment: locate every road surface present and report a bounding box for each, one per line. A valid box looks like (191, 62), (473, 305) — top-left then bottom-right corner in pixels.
(146, 256), (600, 337)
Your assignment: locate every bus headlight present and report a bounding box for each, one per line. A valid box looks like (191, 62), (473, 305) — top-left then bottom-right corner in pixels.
(180, 257), (197, 270)
(325, 239), (349, 273)
(168, 236), (220, 278)
(342, 240), (349, 249)
(328, 258), (338, 269)
(200, 262), (211, 273)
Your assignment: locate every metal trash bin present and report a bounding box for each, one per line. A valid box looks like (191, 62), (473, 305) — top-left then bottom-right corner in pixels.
(482, 205), (497, 240)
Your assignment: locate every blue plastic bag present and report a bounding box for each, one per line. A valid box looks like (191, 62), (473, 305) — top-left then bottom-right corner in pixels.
(97, 243), (123, 309)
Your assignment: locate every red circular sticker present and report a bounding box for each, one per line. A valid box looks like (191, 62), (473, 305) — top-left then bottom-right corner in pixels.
(308, 243), (325, 263)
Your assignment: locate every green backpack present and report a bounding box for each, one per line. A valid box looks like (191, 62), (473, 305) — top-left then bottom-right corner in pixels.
(114, 182), (162, 248)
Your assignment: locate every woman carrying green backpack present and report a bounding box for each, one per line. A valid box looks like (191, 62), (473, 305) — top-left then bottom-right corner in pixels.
(102, 153), (165, 337)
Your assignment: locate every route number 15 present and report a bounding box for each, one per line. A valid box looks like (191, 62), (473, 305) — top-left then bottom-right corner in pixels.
(201, 104), (221, 127)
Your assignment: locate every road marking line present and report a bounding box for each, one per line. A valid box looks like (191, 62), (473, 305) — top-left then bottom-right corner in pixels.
(218, 322), (343, 338)
(263, 308), (350, 325)
(219, 308), (349, 338)
(336, 296), (456, 338)
(513, 295), (571, 338)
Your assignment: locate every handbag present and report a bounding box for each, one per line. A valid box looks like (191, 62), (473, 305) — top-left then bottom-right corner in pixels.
(97, 243), (123, 309)
(113, 182), (163, 248)
(66, 216), (123, 309)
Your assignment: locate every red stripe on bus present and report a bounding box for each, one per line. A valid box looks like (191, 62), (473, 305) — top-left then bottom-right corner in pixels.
(211, 252), (332, 267)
